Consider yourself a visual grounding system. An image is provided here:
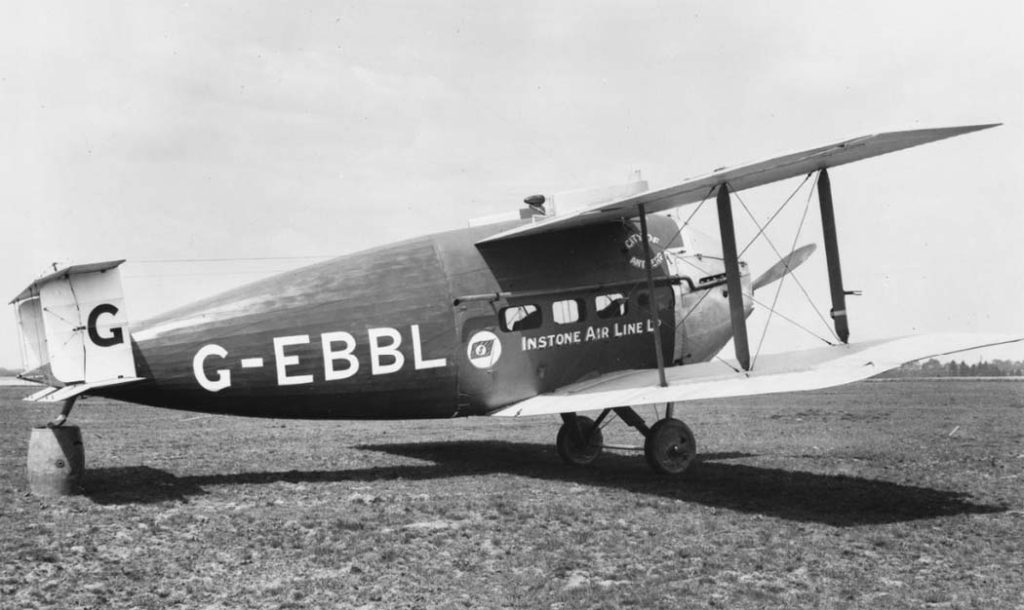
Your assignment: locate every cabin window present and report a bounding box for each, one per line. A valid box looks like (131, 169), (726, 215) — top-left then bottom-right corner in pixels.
(552, 299), (584, 325)
(595, 293), (627, 319)
(501, 304), (542, 332)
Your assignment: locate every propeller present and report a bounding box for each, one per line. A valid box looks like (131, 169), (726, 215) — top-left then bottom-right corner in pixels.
(752, 244), (817, 291)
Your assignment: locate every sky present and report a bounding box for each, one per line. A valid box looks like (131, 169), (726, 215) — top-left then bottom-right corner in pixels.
(1, 1), (1022, 370)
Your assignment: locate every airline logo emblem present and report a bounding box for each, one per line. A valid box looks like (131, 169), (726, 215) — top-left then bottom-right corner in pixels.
(467, 330), (501, 369)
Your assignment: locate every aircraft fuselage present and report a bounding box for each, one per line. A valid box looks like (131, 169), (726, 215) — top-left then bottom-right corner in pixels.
(102, 216), (750, 418)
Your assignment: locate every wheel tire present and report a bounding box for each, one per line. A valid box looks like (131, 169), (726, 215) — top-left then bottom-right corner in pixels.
(556, 416), (604, 466)
(644, 418), (697, 475)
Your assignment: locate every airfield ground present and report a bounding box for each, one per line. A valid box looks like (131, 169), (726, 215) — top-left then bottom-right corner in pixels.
(1, 380), (1023, 609)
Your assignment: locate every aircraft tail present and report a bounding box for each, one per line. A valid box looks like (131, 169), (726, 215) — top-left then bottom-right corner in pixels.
(10, 260), (140, 393)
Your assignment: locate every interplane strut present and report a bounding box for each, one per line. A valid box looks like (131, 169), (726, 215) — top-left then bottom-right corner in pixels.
(637, 203), (669, 387)
(716, 184), (751, 371)
(816, 168), (850, 343)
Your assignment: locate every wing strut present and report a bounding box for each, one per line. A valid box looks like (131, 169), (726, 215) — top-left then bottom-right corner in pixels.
(717, 184), (751, 371)
(817, 169), (850, 343)
(637, 203), (669, 387)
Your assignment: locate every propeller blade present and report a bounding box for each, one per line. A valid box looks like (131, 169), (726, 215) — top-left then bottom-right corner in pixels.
(752, 244), (817, 291)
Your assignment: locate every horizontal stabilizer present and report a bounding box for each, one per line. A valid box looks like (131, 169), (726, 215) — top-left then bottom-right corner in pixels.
(10, 260), (126, 304)
(490, 333), (1023, 417)
(21, 377), (145, 403)
(480, 124), (998, 244)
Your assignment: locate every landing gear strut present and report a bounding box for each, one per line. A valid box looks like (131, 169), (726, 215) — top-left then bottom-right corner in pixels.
(47, 397), (77, 428)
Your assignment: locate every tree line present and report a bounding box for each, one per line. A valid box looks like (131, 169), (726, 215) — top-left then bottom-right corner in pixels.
(876, 358), (1024, 378)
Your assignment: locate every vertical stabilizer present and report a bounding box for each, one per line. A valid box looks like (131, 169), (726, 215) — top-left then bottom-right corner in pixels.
(11, 261), (136, 385)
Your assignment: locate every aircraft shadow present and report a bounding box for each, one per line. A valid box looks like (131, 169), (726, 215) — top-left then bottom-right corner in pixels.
(84, 466), (209, 505)
(82, 441), (1004, 526)
(358, 441), (1005, 526)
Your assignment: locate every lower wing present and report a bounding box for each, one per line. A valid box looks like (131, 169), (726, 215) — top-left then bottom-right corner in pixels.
(490, 333), (1022, 417)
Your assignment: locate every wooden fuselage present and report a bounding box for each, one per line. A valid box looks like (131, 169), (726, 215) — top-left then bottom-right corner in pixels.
(101, 216), (750, 418)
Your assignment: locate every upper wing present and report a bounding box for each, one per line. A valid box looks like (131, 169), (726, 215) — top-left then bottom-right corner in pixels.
(479, 124), (998, 244)
(490, 333), (1022, 417)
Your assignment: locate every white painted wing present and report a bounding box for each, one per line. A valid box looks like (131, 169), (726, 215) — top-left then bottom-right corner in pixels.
(479, 124), (998, 244)
(490, 333), (1022, 417)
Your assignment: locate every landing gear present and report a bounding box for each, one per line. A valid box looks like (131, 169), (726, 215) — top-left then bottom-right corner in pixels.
(47, 397), (77, 428)
(556, 415), (604, 466)
(644, 418), (697, 475)
(552, 407), (698, 475)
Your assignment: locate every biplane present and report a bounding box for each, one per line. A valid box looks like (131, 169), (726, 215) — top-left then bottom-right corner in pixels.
(11, 124), (1020, 474)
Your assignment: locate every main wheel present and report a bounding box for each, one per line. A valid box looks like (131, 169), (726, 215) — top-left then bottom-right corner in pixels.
(644, 418), (697, 475)
(556, 416), (604, 466)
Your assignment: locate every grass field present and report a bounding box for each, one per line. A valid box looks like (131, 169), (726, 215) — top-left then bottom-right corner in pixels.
(1, 380), (1023, 609)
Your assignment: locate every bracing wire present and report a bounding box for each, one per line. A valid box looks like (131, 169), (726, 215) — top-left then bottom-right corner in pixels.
(122, 255), (336, 279)
(64, 278), (88, 375)
(733, 179), (840, 348)
(123, 270), (303, 279)
(715, 355), (743, 373)
(752, 272), (789, 367)
(132, 255), (335, 263)
(613, 188), (715, 318)
(733, 180), (813, 366)
(737, 173), (812, 259)
(745, 291), (834, 346)
(788, 176), (842, 342)
(615, 188), (724, 339)
(651, 174), (840, 364)
(41, 307), (78, 328)
(733, 188), (819, 321)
